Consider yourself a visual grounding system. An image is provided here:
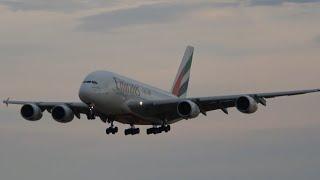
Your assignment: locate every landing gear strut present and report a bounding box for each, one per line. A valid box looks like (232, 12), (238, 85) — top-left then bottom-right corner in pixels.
(124, 124), (140, 136)
(106, 121), (118, 135)
(147, 124), (171, 135)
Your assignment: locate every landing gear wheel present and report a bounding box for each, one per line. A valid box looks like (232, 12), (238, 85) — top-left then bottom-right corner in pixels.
(146, 127), (159, 135)
(146, 125), (171, 135)
(87, 113), (95, 120)
(146, 128), (153, 135)
(124, 126), (140, 136)
(106, 126), (118, 135)
(134, 128), (140, 134)
(113, 127), (118, 134)
(164, 125), (171, 133)
(153, 128), (160, 134)
(159, 126), (165, 133)
(124, 129), (130, 136)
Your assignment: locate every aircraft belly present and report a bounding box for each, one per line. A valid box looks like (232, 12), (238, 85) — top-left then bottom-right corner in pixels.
(115, 118), (153, 125)
(94, 93), (127, 115)
(113, 112), (164, 125)
(114, 117), (183, 125)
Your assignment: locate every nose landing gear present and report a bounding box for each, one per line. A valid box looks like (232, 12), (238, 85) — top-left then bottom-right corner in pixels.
(87, 104), (96, 120)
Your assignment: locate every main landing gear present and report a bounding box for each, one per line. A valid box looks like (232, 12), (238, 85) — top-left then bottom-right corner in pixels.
(104, 121), (171, 135)
(124, 124), (140, 136)
(105, 121), (118, 135)
(146, 125), (171, 135)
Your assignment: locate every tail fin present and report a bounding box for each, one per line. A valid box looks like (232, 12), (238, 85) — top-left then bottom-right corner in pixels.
(171, 46), (194, 98)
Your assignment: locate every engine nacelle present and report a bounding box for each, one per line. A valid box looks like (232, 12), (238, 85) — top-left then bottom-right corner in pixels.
(51, 105), (74, 123)
(20, 104), (43, 121)
(177, 100), (200, 119)
(236, 96), (258, 114)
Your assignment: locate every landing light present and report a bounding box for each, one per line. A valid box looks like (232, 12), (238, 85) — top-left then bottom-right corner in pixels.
(139, 101), (143, 106)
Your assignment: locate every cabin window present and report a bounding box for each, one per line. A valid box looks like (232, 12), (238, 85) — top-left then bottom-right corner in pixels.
(83, 81), (98, 84)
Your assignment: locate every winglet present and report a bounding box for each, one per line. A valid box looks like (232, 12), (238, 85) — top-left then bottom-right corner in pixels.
(3, 97), (10, 107)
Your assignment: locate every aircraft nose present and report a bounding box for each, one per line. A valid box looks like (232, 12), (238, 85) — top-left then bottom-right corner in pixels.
(79, 84), (92, 104)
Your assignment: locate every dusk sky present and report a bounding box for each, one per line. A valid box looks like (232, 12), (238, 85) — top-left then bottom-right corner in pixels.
(1, 0), (320, 179)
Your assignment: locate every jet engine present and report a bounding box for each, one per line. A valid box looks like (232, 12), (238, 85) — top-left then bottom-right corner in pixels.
(20, 104), (43, 121)
(51, 105), (74, 123)
(177, 100), (200, 119)
(236, 96), (258, 114)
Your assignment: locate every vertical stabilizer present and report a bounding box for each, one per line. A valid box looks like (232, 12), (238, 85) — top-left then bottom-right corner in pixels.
(171, 46), (194, 98)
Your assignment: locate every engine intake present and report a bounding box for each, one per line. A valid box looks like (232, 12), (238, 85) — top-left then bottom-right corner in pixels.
(236, 96), (258, 114)
(52, 105), (74, 123)
(21, 104), (43, 121)
(177, 100), (200, 119)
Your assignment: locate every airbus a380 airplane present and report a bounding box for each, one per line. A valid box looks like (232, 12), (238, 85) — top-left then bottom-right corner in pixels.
(3, 46), (320, 135)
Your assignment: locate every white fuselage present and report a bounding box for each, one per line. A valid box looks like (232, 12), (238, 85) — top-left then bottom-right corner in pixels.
(78, 71), (178, 125)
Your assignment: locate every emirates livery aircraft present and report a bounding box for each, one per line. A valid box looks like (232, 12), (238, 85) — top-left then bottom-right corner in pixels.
(3, 46), (320, 135)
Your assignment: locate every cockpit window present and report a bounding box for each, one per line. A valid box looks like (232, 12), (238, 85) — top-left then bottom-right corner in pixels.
(83, 80), (98, 84)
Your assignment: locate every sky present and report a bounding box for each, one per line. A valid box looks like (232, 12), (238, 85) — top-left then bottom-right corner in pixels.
(0, 0), (320, 179)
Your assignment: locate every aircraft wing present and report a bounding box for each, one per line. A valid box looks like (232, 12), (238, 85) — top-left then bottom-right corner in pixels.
(3, 99), (91, 119)
(128, 89), (320, 121)
(188, 89), (320, 112)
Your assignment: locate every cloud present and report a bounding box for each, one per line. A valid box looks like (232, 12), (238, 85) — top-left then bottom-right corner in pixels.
(0, 0), (84, 12)
(248, 0), (283, 6)
(77, 0), (320, 32)
(287, 0), (320, 3)
(0, 0), (117, 12)
(78, 3), (188, 32)
(77, 1), (240, 32)
(248, 0), (320, 6)
(1, 0), (320, 13)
